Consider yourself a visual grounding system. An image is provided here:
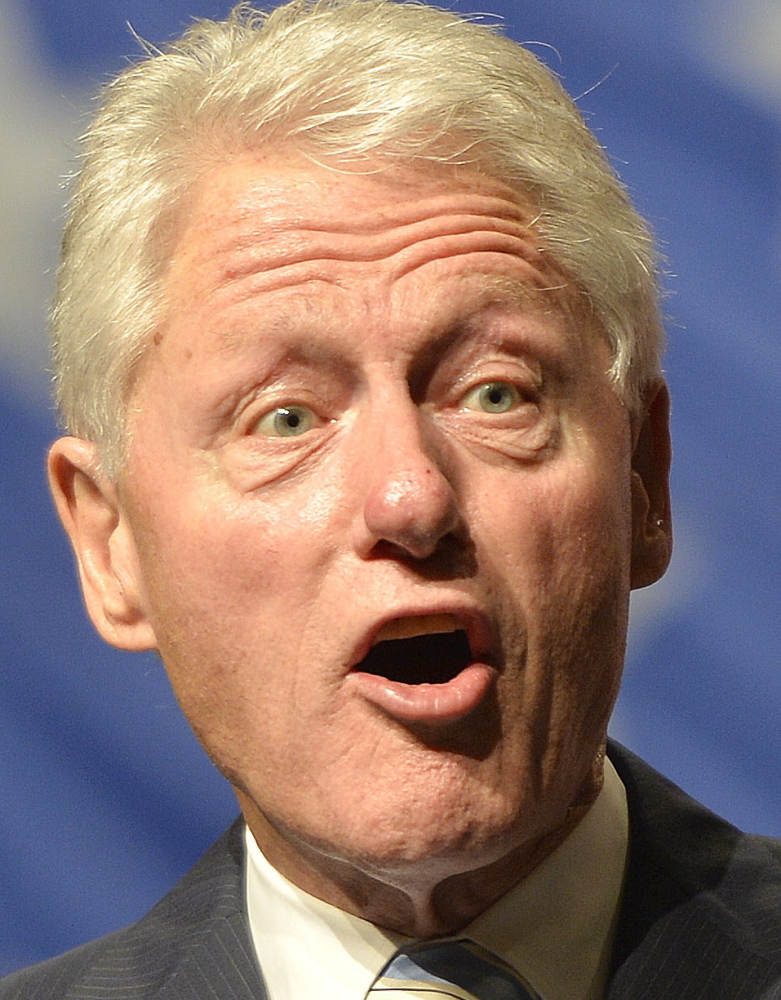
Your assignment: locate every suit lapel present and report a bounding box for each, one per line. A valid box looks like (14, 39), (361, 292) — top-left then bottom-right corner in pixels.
(91, 818), (270, 1000)
(607, 904), (780, 1000)
(152, 820), (268, 1000)
(607, 743), (781, 1000)
(156, 908), (268, 1000)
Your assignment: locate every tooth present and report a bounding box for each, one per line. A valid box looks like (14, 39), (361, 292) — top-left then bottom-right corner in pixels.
(375, 614), (461, 644)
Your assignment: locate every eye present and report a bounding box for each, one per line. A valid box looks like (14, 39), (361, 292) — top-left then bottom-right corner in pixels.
(461, 381), (522, 414)
(253, 404), (319, 438)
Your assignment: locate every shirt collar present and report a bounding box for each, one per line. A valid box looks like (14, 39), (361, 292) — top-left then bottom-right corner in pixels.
(244, 758), (628, 1000)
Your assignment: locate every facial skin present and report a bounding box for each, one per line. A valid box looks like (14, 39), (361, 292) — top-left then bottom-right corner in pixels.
(50, 152), (672, 937)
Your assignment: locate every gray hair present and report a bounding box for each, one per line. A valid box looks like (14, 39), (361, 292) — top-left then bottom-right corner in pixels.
(53, 0), (664, 474)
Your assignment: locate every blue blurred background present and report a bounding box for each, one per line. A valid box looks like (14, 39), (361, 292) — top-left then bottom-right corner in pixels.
(1, 0), (779, 975)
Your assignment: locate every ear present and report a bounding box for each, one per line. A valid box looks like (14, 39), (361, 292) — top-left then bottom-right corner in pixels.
(48, 437), (157, 651)
(630, 380), (673, 589)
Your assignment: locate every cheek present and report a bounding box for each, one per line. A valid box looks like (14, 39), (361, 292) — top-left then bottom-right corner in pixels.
(136, 474), (336, 611)
(478, 444), (633, 586)
(130, 506), (327, 790)
(482, 450), (633, 698)
(126, 489), (325, 722)
(537, 462), (632, 707)
(547, 455), (634, 646)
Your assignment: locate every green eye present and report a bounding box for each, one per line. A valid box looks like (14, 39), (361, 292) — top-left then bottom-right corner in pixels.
(255, 405), (316, 437)
(462, 381), (520, 414)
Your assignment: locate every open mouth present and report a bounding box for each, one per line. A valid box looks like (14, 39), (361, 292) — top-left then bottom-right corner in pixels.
(349, 613), (494, 725)
(357, 629), (473, 686)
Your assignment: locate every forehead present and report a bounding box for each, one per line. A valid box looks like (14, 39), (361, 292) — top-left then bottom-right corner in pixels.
(157, 151), (588, 367)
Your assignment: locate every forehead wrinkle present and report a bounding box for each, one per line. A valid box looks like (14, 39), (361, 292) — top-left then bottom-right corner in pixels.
(194, 194), (540, 291)
(193, 222), (549, 317)
(215, 186), (535, 243)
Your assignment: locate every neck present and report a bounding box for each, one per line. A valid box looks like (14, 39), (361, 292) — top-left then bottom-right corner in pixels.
(235, 777), (600, 938)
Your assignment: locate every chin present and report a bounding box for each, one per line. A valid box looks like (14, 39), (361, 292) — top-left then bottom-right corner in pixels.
(313, 791), (534, 882)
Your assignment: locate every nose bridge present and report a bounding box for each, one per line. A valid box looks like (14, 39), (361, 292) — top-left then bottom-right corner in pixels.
(354, 386), (461, 559)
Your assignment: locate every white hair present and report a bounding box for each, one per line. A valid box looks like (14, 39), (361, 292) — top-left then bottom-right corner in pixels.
(52, 0), (664, 474)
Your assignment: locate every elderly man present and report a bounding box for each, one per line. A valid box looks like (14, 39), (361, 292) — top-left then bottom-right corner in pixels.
(3, 1), (780, 998)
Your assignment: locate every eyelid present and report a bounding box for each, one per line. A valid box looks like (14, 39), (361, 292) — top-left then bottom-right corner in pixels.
(440, 345), (543, 392)
(455, 369), (541, 404)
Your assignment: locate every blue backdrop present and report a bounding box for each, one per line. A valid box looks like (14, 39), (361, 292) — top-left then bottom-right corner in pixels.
(1, 0), (779, 975)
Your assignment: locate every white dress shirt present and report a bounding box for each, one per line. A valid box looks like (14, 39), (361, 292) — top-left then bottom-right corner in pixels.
(245, 759), (628, 1000)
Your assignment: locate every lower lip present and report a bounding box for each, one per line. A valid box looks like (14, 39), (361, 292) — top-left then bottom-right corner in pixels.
(349, 662), (495, 724)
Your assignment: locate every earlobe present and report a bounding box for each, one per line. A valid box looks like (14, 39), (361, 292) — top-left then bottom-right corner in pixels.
(630, 381), (673, 590)
(48, 437), (157, 651)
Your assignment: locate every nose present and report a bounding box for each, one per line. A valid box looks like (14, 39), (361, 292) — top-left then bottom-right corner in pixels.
(354, 400), (464, 562)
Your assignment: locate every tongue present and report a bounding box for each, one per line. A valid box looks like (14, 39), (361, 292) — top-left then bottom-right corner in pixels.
(358, 630), (472, 685)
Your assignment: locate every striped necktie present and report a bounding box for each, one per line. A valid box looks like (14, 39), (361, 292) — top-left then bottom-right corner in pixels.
(365, 938), (542, 999)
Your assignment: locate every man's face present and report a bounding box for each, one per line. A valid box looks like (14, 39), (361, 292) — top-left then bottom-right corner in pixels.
(61, 153), (669, 907)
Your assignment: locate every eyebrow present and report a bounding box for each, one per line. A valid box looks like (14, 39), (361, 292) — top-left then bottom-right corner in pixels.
(212, 267), (576, 384)
(470, 273), (572, 309)
(403, 275), (572, 391)
(213, 285), (348, 355)
(422, 272), (572, 342)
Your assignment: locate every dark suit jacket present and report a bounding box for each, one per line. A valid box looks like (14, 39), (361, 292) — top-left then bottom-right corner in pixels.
(3, 744), (781, 999)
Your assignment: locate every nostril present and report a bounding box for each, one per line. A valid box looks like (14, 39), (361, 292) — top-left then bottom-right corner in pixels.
(361, 466), (462, 561)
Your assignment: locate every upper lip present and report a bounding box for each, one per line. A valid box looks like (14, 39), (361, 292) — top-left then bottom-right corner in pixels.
(349, 604), (495, 672)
